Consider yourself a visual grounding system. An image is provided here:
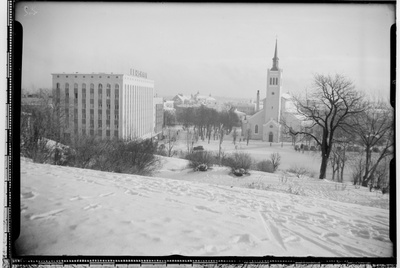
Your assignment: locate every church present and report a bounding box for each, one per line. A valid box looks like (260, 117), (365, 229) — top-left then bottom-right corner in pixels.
(242, 40), (303, 142)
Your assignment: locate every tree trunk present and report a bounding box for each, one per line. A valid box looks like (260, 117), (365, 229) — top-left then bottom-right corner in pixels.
(362, 146), (371, 184)
(319, 154), (329, 179)
(340, 156), (345, 183)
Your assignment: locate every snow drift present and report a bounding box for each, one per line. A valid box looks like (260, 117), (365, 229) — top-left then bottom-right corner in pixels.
(16, 158), (392, 257)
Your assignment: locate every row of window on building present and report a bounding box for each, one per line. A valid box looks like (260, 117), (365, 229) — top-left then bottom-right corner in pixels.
(64, 109), (119, 127)
(56, 83), (120, 98)
(63, 129), (119, 140)
(63, 99), (120, 109)
(270, 77), (279, 85)
(253, 124), (275, 134)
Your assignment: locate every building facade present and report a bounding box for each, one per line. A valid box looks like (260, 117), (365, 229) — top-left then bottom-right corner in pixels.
(243, 40), (302, 142)
(153, 97), (164, 136)
(52, 71), (155, 141)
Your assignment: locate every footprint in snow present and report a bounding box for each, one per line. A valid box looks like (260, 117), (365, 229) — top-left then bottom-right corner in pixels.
(124, 190), (139, 196)
(349, 229), (370, 239)
(319, 232), (340, 239)
(21, 204), (29, 213)
(99, 192), (115, 197)
(21, 191), (37, 200)
(30, 208), (65, 220)
(283, 235), (301, 243)
(69, 195), (92, 201)
(234, 214), (254, 220)
(193, 205), (220, 214)
(83, 204), (102, 210)
(230, 234), (255, 245)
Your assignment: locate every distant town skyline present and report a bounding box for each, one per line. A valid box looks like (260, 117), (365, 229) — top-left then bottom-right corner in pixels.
(16, 2), (394, 100)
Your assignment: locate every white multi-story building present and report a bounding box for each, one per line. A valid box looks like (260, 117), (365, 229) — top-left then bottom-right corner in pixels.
(52, 70), (155, 140)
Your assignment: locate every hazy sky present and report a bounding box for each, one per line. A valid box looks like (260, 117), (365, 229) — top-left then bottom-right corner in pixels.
(16, 2), (394, 99)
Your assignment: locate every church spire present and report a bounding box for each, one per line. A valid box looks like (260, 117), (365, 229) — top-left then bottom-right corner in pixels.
(271, 39), (279, 71)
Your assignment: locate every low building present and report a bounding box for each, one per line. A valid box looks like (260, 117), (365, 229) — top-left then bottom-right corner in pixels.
(154, 97), (164, 137)
(164, 100), (175, 111)
(232, 102), (256, 115)
(172, 94), (191, 107)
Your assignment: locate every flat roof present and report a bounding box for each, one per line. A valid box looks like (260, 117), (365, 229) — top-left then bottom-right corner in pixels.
(51, 73), (124, 75)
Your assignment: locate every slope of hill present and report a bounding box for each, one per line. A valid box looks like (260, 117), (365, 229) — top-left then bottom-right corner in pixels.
(16, 158), (392, 257)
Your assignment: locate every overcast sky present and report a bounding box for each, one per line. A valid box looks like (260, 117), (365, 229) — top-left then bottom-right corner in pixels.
(16, 2), (394, 100)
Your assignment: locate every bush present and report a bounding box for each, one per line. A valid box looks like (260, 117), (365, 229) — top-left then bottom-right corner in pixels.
(66, 137), (161, 176)
(286, 182), (305, 195)
(186, 151), (215, 171)
(286, 165), (316, 178)
(30, 140), (53, 164)
(246, 181), (271, 191)
(255, 160), (274, 173)
(222, 152), (253, 171)
(270, 152), (281, 171)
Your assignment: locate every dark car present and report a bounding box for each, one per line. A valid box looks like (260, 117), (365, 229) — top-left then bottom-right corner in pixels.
(193, 146), (204, 151)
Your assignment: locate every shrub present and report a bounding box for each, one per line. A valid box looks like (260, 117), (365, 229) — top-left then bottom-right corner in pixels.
(286, 182), (305, 195)
(286, 165), (316, 178)
(67, 137), (161, 176)
(255, 160), (274, 173)
(186, 151), (215, 171)
(246, 181), (271, 191)
(215, 149), (228, 166)
(30, 140), (53, 164)
(270, 152), (281, 171)
(223, 152), (253, 171)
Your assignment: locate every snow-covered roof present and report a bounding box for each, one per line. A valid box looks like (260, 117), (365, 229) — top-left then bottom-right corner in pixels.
(173, 94), (190, 102)
(196, 95), (208, 100)
(234, 109), (246, 116)
(281, 93), (292, 100)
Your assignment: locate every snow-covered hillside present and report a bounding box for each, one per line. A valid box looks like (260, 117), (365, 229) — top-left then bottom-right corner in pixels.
(17, 158), (392, 257)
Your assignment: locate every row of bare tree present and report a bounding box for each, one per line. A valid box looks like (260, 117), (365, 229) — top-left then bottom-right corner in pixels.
(282, 74), (393, 189)
(174, 105), (241, 143)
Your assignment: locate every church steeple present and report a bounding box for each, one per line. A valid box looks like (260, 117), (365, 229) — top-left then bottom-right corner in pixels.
(271, 39), (279, 71)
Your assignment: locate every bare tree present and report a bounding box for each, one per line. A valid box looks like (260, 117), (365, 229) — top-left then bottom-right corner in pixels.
(350, 101), (393, 186)
(163, 110), (176, 127)
(217, 124), (226, 160)
(232, 127), (238, 145)
(21, 91), (73, 164)
(246, 128), (251, 146)
(282, 74), (365, 179)
(329, 127), (355, 182)
(270, 152), (281, 172)
(164, 127), (178, 157)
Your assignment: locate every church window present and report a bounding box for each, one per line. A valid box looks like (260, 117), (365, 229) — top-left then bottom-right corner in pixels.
(270, 125), (273, 128)
(272, 92), (275, 95)
(255, 125), (259, 134)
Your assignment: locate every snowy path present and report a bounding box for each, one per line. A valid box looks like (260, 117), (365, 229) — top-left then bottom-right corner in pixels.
(17, 160), (392, 256)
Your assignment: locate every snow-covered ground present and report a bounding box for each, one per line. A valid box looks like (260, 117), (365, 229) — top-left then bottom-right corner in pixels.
(17, 157), (392, 257)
